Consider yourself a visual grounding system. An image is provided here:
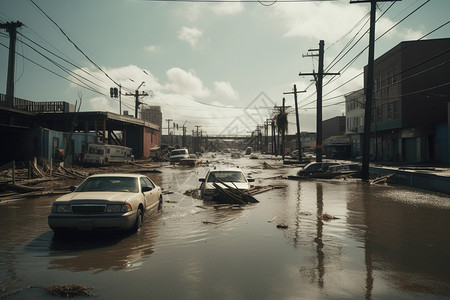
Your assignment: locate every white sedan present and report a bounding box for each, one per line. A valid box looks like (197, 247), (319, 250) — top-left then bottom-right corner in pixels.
(199, 168), (254, 200)
(48, 173), (162, 234)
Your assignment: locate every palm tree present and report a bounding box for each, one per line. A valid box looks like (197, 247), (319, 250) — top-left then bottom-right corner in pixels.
(275, 111), (288, 158)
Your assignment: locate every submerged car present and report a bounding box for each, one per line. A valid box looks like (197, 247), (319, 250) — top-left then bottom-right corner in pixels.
(169, 148), (189, 162)
(199, 168), (254, 200)
(296, 162), (359, 179)
(48, 174), (162, 234)
(296, 162), (341, 177)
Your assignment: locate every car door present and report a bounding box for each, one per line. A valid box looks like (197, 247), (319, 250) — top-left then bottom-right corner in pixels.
(140, 177), (158, 210)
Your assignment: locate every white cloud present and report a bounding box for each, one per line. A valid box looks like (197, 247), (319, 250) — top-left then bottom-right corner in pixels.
(210, 2), (244, 15)
(273, 1), (424, 43)
(70, 65), (162, 113)
(89, 96), (117, 112)
(177, 26), (203, 47)
(273, 2), (367, 41)
(214, 81), (239, 100)
(178, 2), (243, 21)
(145, 45), (161, 52)
(165, 67), (210, 98)
(375, 18), (424, 41)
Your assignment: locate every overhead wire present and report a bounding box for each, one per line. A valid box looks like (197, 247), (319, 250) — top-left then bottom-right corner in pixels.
(16, 32), (109, 93)
(298, 0), (433, 110)
(28, 0), (122, 87)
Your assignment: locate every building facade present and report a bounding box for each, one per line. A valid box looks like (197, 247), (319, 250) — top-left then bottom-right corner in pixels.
(141, 106), (162, 141)
(345, 89), (365, 158)
(362, 38), (450, 163)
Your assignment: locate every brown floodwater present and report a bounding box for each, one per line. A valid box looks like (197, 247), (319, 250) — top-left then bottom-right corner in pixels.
(1, 154), (449, 299)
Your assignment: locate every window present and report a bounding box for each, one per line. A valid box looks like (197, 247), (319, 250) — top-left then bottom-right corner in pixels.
(377, 107), (382, 122)
(387, 103), (393, 119)
(387, 71), (394, 86)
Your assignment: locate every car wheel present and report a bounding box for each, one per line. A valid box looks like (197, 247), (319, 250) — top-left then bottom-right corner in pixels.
(132, 208), (143, 233)
(158, 195), (163, 210)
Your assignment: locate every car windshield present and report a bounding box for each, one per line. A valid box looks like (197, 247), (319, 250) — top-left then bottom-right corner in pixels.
(171, 149), (187, 156)
(76, 176), (139, 193)
(207, 171), (246, 183)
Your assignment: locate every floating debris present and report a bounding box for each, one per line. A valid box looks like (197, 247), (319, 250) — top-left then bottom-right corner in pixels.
(45, 284), (94, 297)
(212, 180), (259, 204)
(320, 213), (340, 220)
(268, 216), (277, 223)
(203, 221), (218, 225)
(276, 224), (288, 229)
(370, 174), (394, 185)
(165, 200), (178, 203)
(262, 162), (274, 169)
(184, 189), (200, 199)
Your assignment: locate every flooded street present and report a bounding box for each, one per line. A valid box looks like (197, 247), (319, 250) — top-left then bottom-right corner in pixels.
(1, 154), (450, 299)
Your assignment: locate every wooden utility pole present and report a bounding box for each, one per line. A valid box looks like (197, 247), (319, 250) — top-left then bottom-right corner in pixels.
(166, 119), (173, 146)
(182, 121), (187, 148)
(300, 40), (339, 162)
(351, 0), (399, 180)
(272, 119), (276, 155)
(195, 125), (201, 153)
(284, 84), (306, 161)
(125, 82), (147, 118)
(0, 21), (23, 107)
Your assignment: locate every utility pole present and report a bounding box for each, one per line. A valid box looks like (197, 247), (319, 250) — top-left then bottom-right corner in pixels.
(351, 0), (399, 181)
(124, 82), (147, 118)
(182, 121), (187, 148)
(0, 21), (23, 107)
(265, 119), (271, 154)
(284, 84), (306, 161)
(195, 125), (201, 153)
(271, 119), (276, 155)
(300, 40), (340, 162)
(165, 119), (172, 146)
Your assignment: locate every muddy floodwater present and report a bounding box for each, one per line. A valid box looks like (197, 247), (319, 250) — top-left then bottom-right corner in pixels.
(1, 154), (450, 299)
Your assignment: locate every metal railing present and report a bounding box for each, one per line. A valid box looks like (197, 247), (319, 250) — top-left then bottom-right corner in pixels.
(0, 93), (73, 113)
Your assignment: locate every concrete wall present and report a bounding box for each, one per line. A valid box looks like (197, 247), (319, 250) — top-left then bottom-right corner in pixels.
(370, 166), (450, 195)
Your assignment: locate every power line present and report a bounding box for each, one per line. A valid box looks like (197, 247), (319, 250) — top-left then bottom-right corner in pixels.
(17, 31), (107, 85)
(143, 0), (338, 2)
(16, 34), (107, 92)
(29, 0), (121, 87)
(298, 0), (436, 110)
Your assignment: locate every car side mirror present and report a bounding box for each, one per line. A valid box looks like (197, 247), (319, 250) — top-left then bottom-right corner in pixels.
(248, 178), (255, 182)
(142, 186), (153, 192)
(70, 185), (77, 192)
(199, 178), (205, 182)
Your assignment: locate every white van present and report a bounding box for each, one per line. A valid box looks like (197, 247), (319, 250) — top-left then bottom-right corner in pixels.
(83, 144), (133, 165)
(169, 148), (189, 162)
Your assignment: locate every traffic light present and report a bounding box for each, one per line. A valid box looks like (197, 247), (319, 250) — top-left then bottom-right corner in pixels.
(110, 87), (119, 98)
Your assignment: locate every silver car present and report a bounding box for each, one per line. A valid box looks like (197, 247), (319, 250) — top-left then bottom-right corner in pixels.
(199, 168), (254, 200)
(48, 173), (162, 234)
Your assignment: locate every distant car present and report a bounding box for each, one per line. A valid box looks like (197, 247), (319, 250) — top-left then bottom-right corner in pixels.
(48, 174), (162, 234)
(296, 162), (341, 177)
(199, 168), (254, 200)
(169, 148), (189, 162)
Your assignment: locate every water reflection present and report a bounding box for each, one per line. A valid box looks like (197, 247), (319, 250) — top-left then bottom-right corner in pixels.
(362, 185), (374, 300)
(45, 214), (160, 272)
(358, 185), (450, 296)
(1, 160), (450, 298)
(315, 183), (325, 289)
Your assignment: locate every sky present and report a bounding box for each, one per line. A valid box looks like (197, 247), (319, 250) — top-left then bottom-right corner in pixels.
(0, 0), (449, 136)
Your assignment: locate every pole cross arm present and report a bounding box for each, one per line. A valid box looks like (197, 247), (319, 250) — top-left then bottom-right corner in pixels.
(283, 90), (306, 95)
